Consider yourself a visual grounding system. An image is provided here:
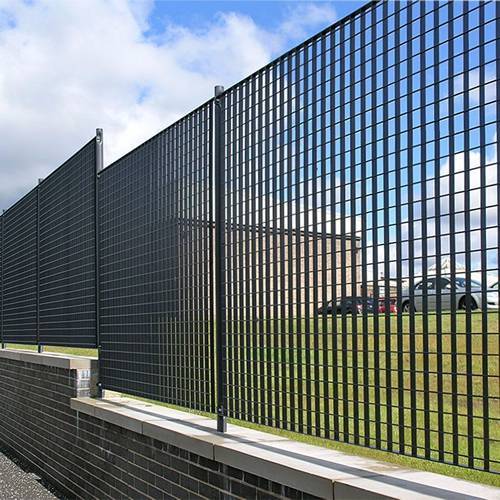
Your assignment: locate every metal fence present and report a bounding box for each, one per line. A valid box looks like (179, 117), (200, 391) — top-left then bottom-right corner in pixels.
(1, 138), (99, 348)
(2, 188), (38, 344)
(98, 103), (214, 411)
(39, 137), (99, 347)
(0, 0), (498, 474)
(219, 0), (499, 473)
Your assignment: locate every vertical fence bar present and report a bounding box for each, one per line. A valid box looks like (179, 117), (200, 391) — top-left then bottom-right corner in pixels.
(494, 0), (500, 475)
(432, 2), (444, 463)
(477, 2), (489, 472)
(360, 9), (370, 447)
(418, 3), (431, 461)
(214, 85), (227, 432)
(381, 0), (393, 452)
(446, 1), (459, 465)
(37, 178), (43, 353)
(406, 1), (417, 458)
(208, 104), (216, 414)
(319, 33), (330, 441)
(394, 1), (404, 455)
(250, 76), (259, 425)
(462, 3), (475, 469)
(348, 20), (359, 447)
(95, 128), (103, 397)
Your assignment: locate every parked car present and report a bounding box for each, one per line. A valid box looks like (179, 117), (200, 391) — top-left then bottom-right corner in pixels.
(318, 297), (377, 315)
(400, 276), (499, 312)
(378, 298), (397, 313)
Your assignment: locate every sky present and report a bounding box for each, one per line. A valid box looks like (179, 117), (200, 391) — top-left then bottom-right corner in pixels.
(0, 0), (366, 209)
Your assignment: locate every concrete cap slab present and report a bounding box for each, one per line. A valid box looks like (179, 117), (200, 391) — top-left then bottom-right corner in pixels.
(333, 471), (499, 500)
(0, 349), (96, 370)
(223, 423), (289, 444)
(334, 481), (397, 500)
(0, 350), (22, 362)
(93, 398), (211, 424)
(142, 419), (292, 463)
(71, 397), (99, 416)
(142, 419), (219, 459)
(68, 397), (500, 500)
(215, 442), (335, 499)
(93, 404), (148, 434)
(214, 439), (387, 499)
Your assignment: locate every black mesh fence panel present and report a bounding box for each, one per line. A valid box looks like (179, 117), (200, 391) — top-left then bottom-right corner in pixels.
(99, 103), (214, 411)
(221, 0), (499, 473)
(38, 139), (97, 347)
(2, 189), (38, 344)
(0, 139), (97, 347)
(0, 0), (498, 475)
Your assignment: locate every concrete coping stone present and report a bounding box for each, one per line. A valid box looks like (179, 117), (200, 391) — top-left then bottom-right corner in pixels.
(70, 396), (500, 500)
(0, 348), (97, 370)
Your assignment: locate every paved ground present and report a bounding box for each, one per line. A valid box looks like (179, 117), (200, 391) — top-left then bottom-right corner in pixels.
(0, 452), (57, 500)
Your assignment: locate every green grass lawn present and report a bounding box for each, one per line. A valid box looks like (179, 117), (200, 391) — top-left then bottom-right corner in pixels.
(4, 310), (499, 486)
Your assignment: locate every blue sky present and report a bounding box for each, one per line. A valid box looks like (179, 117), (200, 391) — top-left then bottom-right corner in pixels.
(146, 1), (366, 38)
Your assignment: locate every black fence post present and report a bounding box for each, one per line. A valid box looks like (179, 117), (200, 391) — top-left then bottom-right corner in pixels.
(37, 178), (43, 354)
(95, 128), (104, 398)
(214, 85), (227, 432)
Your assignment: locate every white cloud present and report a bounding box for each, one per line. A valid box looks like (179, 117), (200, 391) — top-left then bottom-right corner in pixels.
(278, 2), (337, 41)
(0, 0), (336, 208)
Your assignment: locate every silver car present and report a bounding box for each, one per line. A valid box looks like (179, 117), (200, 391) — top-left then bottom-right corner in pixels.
(401, 276), (499, 312)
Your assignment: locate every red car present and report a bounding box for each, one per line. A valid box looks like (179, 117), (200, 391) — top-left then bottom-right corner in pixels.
(379, 298), (397, 313)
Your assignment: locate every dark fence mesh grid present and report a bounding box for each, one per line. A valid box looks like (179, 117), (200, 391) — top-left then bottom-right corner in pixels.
(1, 140), (98, 347)
(98, 103), (214, 411)
(2, 189), (38, 344)
(221, 0), (499, 472)
(0, 0), (498, 475)
(39, 139), (97, 347)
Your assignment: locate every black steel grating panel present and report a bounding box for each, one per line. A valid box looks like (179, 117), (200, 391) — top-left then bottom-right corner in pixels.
(99, 103), (214, 412)
(2, 189), (38, 344)
(0, 0), (497, 476)
(221, 0), (499, 473)
(38, 140), (97, 347)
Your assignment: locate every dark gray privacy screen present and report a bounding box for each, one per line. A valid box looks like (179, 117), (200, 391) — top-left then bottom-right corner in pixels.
(2, 189), (38, 344)
(99, 102), (214, 411)
(221, 0), (499, 473)
(38, 139), (97, 347)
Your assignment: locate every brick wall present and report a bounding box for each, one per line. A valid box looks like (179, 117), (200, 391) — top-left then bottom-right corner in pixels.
(0, 352), (319, 500)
